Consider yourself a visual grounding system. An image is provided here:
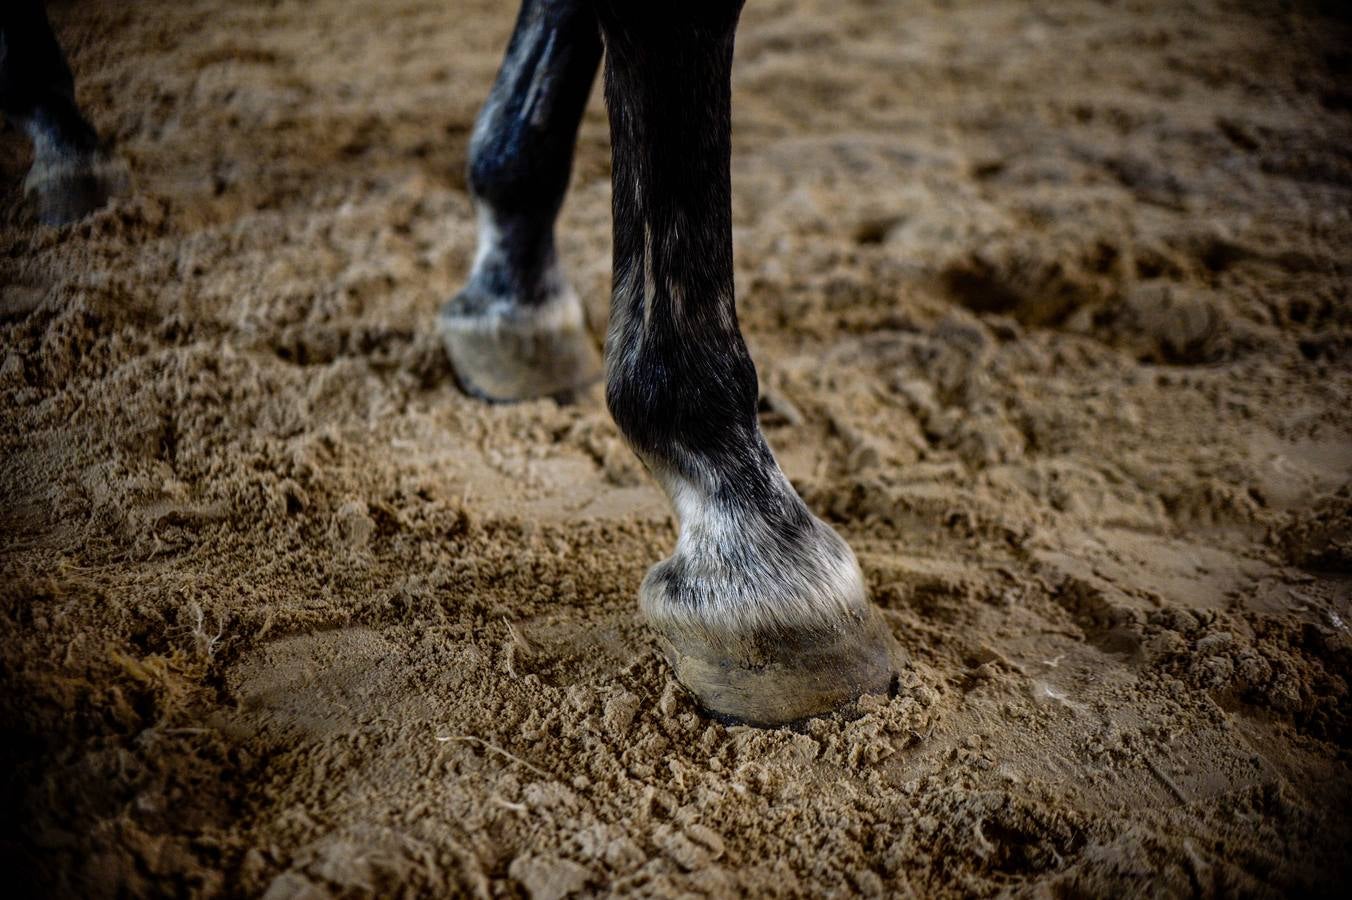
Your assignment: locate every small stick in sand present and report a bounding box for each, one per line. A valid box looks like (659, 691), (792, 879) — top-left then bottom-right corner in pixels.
(436, 733), (552, 779)
(1144, 753), (1189, 805)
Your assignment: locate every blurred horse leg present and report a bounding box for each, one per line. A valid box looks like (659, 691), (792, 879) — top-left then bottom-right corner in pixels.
(440, 0), (603, 401)
(0, 0), (127, 224)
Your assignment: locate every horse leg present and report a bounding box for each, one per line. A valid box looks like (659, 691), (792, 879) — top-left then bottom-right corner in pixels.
(0, 0), (127, 225)
(440, 0), (603, 401)
(594, 2), (899, 724)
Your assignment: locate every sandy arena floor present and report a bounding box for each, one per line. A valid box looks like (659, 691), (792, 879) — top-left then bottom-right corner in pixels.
(2, 0), (1351, 896)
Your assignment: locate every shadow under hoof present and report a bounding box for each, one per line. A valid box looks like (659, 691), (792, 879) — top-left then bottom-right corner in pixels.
(25, 153), (131, 226)
(661, 608), (903, 727)
(439, 295), (602, 403)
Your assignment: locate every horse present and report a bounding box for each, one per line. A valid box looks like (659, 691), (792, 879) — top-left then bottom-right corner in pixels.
(1, 0), (898, 725)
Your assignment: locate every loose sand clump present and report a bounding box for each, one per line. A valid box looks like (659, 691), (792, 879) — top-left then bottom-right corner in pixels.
(2, 0), (1350, 896)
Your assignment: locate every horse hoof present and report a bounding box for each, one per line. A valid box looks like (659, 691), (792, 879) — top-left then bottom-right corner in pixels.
(25, 151), (131, 226)
(659, 607), (901, 726)
(439, 288), (602, 402)
(640, 503), (902, 726)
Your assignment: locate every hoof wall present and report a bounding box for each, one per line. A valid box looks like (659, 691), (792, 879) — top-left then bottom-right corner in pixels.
(25, 153), (130, 226)
(660, 609), (902, 727)
(439, 293), (602, 402)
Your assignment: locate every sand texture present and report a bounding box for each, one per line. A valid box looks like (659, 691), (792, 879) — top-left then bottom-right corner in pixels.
(2, 0), (1351, 896)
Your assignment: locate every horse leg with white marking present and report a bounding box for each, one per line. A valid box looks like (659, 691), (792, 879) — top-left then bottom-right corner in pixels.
(454, 0), (897, 722)
(440, 0), (603, 401)
(0, 0), (127, 225)
(595, 2), (898, 724)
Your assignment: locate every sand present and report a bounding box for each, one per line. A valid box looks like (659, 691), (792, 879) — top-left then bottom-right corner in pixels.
(2, 0), (1350, 896)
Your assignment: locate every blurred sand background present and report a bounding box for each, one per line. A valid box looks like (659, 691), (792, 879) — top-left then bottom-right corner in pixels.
(2, 0), (1350, 895)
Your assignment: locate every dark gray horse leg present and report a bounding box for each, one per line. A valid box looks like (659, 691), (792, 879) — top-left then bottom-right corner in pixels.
(595, 2), (898, 724)
(441, 0), (603, 401)
(0, 0), (127, 225)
